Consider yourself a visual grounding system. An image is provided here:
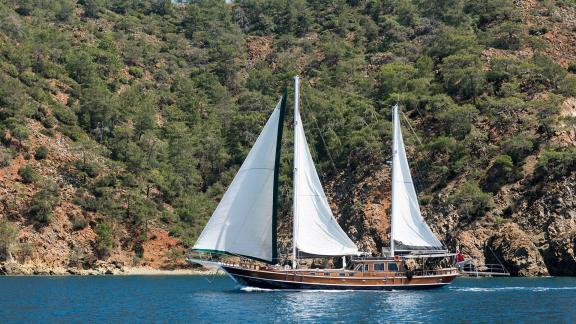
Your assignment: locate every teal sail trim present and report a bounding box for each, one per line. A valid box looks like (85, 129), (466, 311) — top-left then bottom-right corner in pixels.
(271, 89), (287, 264)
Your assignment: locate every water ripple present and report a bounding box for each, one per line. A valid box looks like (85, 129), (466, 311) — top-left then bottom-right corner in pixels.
(451, 286), (576, 292)
(0, 276), (575, 323)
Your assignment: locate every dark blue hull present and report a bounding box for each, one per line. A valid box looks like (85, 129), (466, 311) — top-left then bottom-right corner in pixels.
(223, 266), (453, 291)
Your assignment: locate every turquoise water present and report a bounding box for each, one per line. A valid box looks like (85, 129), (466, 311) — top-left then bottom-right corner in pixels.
(0, 276), (575, 323)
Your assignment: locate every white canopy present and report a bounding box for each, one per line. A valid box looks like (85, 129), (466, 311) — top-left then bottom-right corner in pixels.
(391, 104), (444, 253)
(292, 77), (359, 257)
(193, 99), (284, 262)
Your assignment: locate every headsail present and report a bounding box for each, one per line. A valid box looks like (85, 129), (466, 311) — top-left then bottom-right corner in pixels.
(391, 104), (443, 254)
(193, 95), (286, 263)
(292, 76), (359, 259)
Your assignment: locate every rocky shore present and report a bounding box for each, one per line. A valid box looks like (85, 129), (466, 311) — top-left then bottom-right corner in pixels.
(0, 261), (218, 276)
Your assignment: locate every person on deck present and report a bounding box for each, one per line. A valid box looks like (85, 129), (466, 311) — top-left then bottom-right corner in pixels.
(456, 249), (465, 263)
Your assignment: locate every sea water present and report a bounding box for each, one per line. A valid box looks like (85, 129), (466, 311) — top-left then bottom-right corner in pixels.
(0, 276), (575, 323)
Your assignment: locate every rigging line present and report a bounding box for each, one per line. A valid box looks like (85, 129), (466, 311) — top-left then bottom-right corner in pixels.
(487, 245), (509, 273)
(400, 111), (423, 146)
(400, 110), (427, 195)
(299, 84), (338, 174)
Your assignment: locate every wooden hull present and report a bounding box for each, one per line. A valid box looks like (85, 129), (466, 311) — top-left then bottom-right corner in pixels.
(222, 265), (458, 291)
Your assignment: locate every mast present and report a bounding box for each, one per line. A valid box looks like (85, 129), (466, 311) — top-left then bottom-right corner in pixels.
(390, 103), (444, 255)
(292, 75), (300, 269)
(390, 103), (398, 258)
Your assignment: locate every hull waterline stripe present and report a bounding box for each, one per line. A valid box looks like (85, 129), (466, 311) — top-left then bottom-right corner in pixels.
(227, 272), (451, 288)
(222, 265), (457, 280)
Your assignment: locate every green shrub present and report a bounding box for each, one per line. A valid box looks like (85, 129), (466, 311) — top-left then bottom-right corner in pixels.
(40, 128), (55, 138)
(1, 62), (19, 77)
(34, 146), (48, 160)
(483, 155), (519, 193)
(83, 0), (105, 18)
(53, 106), (77, 126)
(166, 247), (183, 264)
(160, 210), (177, 224)
(494, 216), (505, 227)
(534, 148), (576, 180)
(568, 63), (576, 73)
(17, 242), (35, 263)
(528, 26), (547, 35)
(19, 165), (39, 184)
(128, 66), (144, 78)
(533, 53), (567, 88)
(133, 241), (144, 258)
(488, 22), (523, 50)
(75, 160), (100, 178)
(440, 54), (486, 100)
(73, 190), (98, 212)
(29, 182), (60, 223)
(57, 125), (85, 141)
(501, 135), (534, 163)
(0, 147), (14, 167)
(19, 70), (37, 86)
(72, 215), (88, 231)
(95, 222), (114, 259)
(449, 181), (494, 219)
(0, 219), (19, 261)
(42, 116), (57, 129)
(53, 0), (76, 22)
(558, 75), (576, 96)
(10, 124), (29, 149)
(437, 104), (479, 139)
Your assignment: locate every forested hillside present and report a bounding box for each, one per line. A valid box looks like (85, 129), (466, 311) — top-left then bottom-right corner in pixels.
(0, 0), (575, 275)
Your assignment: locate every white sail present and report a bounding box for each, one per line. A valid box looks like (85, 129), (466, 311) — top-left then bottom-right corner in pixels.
(391, 104), (443, 254)
(193, 99), (284, 262)
(293, 77), (359, 257)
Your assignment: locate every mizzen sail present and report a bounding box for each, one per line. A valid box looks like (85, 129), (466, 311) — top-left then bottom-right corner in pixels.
(193, 96), (286, 263)
(391, 104), (443, 254)
(292, 76), (359, 258)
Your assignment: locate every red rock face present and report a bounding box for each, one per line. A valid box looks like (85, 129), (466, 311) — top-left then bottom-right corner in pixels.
(0, 118), (190, 274)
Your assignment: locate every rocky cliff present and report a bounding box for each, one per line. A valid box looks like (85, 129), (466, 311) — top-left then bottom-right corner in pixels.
(1, 0), (575, 277)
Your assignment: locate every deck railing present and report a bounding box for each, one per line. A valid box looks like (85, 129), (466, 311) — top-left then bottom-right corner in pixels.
(189, 251), (459, 278)
(457, 261), (510, 276)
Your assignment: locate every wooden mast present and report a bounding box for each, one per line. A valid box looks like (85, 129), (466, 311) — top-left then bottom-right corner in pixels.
(292, 75), (300, 269)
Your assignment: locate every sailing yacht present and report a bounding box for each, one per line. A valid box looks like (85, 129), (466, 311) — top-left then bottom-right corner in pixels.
(188, 76), (459, 290)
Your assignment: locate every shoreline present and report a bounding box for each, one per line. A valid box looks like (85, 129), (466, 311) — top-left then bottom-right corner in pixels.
(119, 266), (222, 276)
(0, 261), (223, 276)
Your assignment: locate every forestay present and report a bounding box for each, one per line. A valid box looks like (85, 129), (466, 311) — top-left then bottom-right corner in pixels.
(391, 104), (444, 253)
(192, 99), (284, 263)
(293, 99), (359, 256)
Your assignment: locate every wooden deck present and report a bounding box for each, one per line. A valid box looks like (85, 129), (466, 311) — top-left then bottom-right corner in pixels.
(213, 259), (459, 290)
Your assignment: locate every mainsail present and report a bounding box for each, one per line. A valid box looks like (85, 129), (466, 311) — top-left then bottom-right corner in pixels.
(192, 95), (286, 263)
(390, 104), (443, 254)
(292, 76), (359, 259)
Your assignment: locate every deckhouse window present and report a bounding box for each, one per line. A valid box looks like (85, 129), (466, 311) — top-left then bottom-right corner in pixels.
(364, 264), (369, 272)
(373, 263), (384, 271)
(388, 263), (398, 271)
